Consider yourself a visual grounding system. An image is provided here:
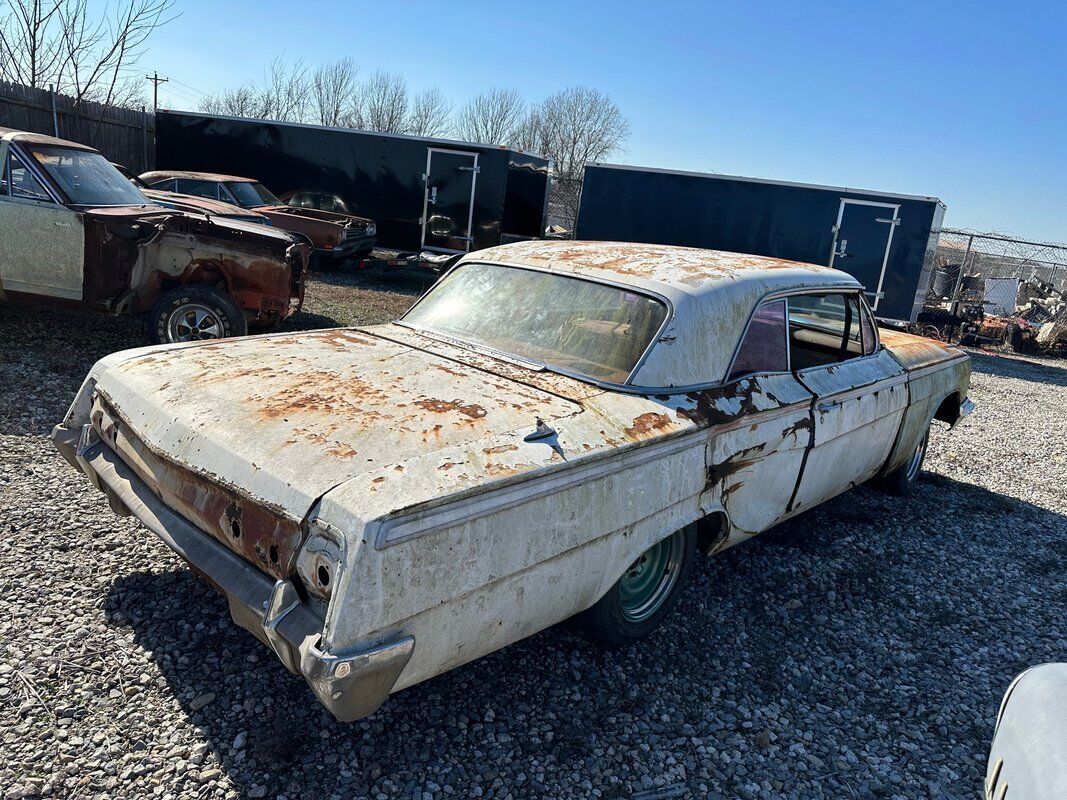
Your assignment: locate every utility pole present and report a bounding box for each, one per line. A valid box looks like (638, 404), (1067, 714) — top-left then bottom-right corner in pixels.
(145, 71), (168, 111)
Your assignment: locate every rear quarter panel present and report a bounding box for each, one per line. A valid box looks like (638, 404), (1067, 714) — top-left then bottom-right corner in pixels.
(878, 328), (971, 474)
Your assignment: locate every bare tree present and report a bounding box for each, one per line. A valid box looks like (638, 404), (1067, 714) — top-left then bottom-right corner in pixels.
(528, 86), (629, 178)
(199, 85), (260, 118)
(519, 86), (629, 230)
(199, 57), (309, 122)
(454, 87), (525, 145)
(407, 87), (452, 137)
(310, 56), (358, 127)
(0, 0), (176, 107)
(351, 69), (409, 133)
(256, 56), (309, 121)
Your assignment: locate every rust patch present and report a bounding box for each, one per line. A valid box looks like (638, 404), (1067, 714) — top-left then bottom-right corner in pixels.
(432, 363), (468, 378)
(326, 442), (358, 459)
(437, 461), (458, 471)
(414, 398), (488, 420)
(624, 412), (674, 440)
(483, 443), (518, 455)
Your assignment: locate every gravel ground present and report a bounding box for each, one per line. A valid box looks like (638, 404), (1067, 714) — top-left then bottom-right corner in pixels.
(1, 271), (1064, 800)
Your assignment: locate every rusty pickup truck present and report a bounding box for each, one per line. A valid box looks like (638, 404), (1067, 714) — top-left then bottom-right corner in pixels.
(53, 240), (973, 721)
(0, 128), (309, 342)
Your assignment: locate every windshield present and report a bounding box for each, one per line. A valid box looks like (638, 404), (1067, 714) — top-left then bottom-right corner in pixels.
(225, 181), (281, 208)
(403, 263), (668, 383)
(26, 145), (148, 206)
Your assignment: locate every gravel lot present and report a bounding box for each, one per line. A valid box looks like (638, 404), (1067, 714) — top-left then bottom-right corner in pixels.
(1, 270), (1064, 800)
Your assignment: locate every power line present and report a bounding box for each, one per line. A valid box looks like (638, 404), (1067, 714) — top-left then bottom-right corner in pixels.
(169, 77), (208, 97)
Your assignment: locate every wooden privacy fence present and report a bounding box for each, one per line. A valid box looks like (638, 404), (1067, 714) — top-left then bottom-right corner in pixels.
(0, 81), (154, 173)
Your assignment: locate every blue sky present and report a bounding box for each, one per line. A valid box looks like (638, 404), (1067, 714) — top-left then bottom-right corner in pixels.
(143, 0), (1065, 242)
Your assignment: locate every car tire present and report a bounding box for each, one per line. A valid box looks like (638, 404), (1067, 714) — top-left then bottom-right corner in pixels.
(579, 524), (697, 648)
(876, 428), (929, 496)
(147, 285), (247, 344)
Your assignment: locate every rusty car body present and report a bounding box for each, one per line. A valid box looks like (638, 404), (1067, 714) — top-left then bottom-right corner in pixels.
(140, 170), (377, 265)
(0, 128), (310, 342)
(53, 240), (973, 721)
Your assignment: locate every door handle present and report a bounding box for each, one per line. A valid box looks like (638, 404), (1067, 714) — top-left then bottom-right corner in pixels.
(833, 238), (849, 258)
(428, 186), (438, 205)
(817, 400), (843, 412)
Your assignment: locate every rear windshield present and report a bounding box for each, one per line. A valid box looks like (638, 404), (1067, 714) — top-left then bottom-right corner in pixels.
(403, 262), (668, 383)
(225, 181), (281, 208)
(26, 145), (147, 206)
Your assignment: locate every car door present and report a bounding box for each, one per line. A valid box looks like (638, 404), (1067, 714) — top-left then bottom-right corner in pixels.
(787, 291), (907, 513)
(703, 298), (816, 540)
(0, 145), (84, 301)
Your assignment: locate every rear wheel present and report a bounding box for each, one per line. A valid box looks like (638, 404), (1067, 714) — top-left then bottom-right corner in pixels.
(146, 285), (247, 344)
(580, 525), (697, 647)
(876, 428), (929, 496)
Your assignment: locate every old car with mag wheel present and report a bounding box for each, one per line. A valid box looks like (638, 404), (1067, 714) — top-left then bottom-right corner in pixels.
(52, 240), (973, 721)
(0, 128), (310, 343)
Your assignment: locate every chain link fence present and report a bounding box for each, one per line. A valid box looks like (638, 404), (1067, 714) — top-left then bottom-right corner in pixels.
(546, 176), (582, 234)
(920, 229), (1067, 351)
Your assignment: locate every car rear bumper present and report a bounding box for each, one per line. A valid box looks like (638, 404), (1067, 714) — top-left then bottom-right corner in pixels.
(52, 422), (413, 722)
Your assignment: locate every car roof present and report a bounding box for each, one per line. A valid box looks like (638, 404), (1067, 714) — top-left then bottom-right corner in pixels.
(462, 240), (864, 389)
(468, 240), (860, 301)
(140, 170), (257, 184)
(0, 126), (97, 152)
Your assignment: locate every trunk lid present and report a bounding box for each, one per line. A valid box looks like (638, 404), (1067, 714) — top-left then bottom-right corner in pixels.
(92, 326), (587, 575)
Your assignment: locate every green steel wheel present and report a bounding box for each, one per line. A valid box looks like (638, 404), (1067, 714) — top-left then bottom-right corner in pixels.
(580, 524), (697, 647)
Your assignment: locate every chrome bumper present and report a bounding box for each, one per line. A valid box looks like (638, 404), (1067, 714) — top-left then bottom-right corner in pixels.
(954, 398), (976, 427)
(51, 423), (413, 722)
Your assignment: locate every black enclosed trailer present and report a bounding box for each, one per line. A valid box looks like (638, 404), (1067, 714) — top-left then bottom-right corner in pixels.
(576, 163), (946, 321)
(154, 110), (551, 255)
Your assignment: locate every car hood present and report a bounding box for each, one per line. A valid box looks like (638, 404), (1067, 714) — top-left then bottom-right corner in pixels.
(260, 205), (369, 226)
(142, 189), (265, 221)
(90, 326), (594, 523)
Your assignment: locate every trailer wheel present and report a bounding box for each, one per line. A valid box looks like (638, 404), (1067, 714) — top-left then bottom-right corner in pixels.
(579, 525), (697, 647)
(147, 286), (247, 344)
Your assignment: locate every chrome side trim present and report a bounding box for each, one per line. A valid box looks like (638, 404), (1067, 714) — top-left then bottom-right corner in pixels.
(371, 430), (705, 550)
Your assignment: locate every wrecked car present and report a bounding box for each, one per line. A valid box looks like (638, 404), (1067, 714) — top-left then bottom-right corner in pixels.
(140, 170), (377, 267)
(0, 128), (309, 342)
(53, 240), (973, 721)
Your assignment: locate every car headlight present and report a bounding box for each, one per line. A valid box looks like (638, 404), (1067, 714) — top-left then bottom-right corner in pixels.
(366, 223), (376, 236)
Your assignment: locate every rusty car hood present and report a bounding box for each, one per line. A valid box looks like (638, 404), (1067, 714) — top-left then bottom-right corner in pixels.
(260, 205), (370, 225)
(141, 189), (267, 222)
(90, 326), (598, 523)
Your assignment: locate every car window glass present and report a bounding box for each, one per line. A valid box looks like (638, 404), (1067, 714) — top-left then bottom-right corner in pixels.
(860, 301), (878, 355)
(6, 152), (53, 201)
(175, 179), (219, 199)
(787, 293), (864, 370)
(728, 299), (788, 381)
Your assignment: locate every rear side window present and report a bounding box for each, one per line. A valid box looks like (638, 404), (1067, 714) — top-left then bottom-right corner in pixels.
(787, 293), (864, 370)
(860, 301), (878, 355)
(728, 299), (788, 380)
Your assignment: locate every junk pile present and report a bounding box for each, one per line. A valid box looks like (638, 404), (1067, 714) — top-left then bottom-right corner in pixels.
(916, 276), (1067, 356)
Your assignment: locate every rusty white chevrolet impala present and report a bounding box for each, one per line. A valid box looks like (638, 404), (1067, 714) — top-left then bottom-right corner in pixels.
(52, 241), (973, 721)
